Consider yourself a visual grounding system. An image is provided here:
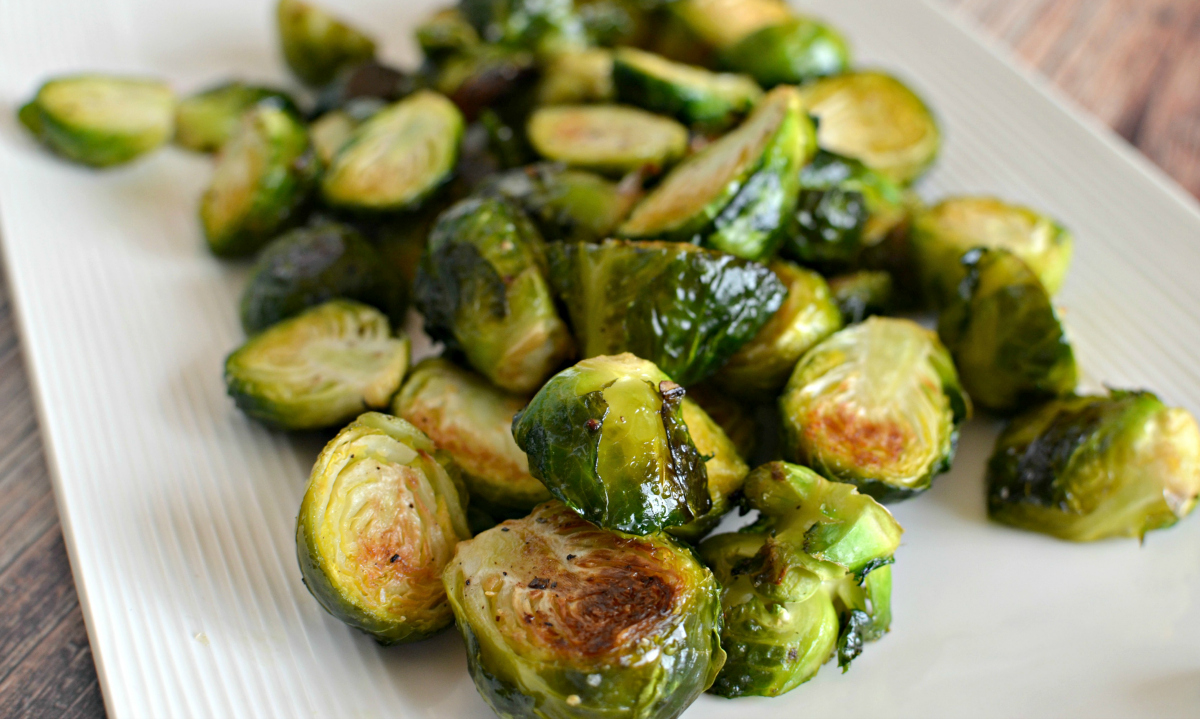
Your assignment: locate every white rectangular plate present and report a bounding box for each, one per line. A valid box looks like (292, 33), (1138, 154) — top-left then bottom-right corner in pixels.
(2, 1), (1199, 717)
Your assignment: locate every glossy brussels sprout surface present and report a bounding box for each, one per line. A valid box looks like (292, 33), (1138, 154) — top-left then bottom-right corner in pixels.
(612, 47), (762, 129)
(298, 412), (470, 644)
(277, 0), (376, 87)
(527, 104), (689, 175)
(668, 397), (750, 542)
(988, 390), (1200, 541)
(720, 16), (851, 87)
(174, 82), (298, 153)
(536, 48), (616, 106)
(443, 501), (726, 719)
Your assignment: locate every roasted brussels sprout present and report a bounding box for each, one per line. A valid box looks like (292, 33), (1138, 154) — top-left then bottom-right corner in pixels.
(828, 270), (895, 325)
(276, 0), (376, 87)
(460, 0), (586, 53)
(720, 16), (851, 87)
(512, 354), (711, 534)
(200, 104), (316, 257)
(238, 222), (404, 335)
(309, 109), (358, 166)
(799, 71), (940, 186)
(938, 248), (1077, 414)
(619, 85), (816, 261)
(527, 105), (689, 175)
(669, 397), (750, 542)
(700, 461), (901, 696)
(431, 45), (538, 122)
(686, 383), (758, 460)
(478, 163), (641, 242)
(321, 91), (464, 212)
(173, 82), (297, 153)
(547, 239), (787, 386)
(671, 0), (794, 50)
(577, 0), (653, 47)
(536, 48), (616, 106)
(912, 196), (1075, 306)
(780, 317), (970, 502)
(394, 358), (551, 517)
(414, 196), (574, 394)
(443, 501), (726, 718)
(18, 75), (174, 167)
(612, 47), (762, 129)
(715, 261), (843, 400)
(224, 300), (409, 430)
(416, 8), (481, 60)
(297, 412), (470, 644)
(310, 61), (418, 118)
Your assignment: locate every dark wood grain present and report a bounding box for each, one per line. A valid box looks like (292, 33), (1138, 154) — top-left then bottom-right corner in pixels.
(1, 2), (1198, 716)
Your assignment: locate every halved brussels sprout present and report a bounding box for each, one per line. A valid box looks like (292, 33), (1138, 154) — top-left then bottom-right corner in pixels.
(394, 358), (551, 517)
(443, 500), (725, 718)
(512, 354), (711, 534)
(912, 196), (1075, 306)
(460, 0), (586, 53)
(938, 247), (1077, 414)
(827, 270), (895, 325)
(527, 105), (689, 175)
(321, 91), (464, 212)
(618, 86), (816, 261)
(686, 383), (758, 460)
(414, 196), (574, 394)
(799, 71), (940, 186)
(547, 239), (787, 386)
(715, 261), (843, 400)
(297, 412), (470, 644)
(536, 48), (616, 106)
(18, 75), (174, 167)
(310, 61), (418, 118)
(780, 316), (970, 502)
(988, 390), (1200, 541)
(308, 109), (358, 167)
(478, 163), (642, 242)
(416, 8), (481, 60)
(431, 45), (538, 122)
(224, 300), (409, 430)
(200, 104), (316, 257)
(239, 222), (404, 335)
(668, 397), (750, 542)
(671, 0), (794, 50)
(277, 0), (376, 87)
(612, 47), (762, 129)
(700, 461), (902, 696)
(173, 82), (297, 153)
(720, 16), (851, 87)
(578, 0), (652, 47)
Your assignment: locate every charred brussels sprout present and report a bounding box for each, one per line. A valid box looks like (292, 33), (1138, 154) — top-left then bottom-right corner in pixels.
(478, 163), (641, 242)
(828, 270), (895, 325)
(988, 390), (1200, 541)
(912, 196), (1075, 306)
(619, 86), (816, 261)
(414, 197), (574, 394)
(512, 354), (711, 534)
(443, 501), (725, 718)
(700, 461), (902, 697)
(18, 75), (174, 167)
(612, 47), (762, 129)
(720, 16), (851, 87)
(536, 48), (616, 106)
(781, 317), (970, 502)
(394, 358), (551, 517)
(200, 104), (316, 257)
(715, 261), (843, 400)
(239, 222), (404, 335)
(321, 91), (464, 212)
(938, 248), (1077, 414)
(277, 0), (376, 87)
(547, 240), (787, 386)
(527, 105), (689, 175)
(297, 412), (469, 644)
(669, 397), (750, 542)
(174, 82), (297, 153)
(800, 71), (940, 186)
(671, 0), (794, 50)
(224, 300), (409, 430)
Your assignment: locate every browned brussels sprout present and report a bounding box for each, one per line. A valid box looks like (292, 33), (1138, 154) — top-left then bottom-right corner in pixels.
(277, 0), (376, 87)
(527, 104), (689, 175)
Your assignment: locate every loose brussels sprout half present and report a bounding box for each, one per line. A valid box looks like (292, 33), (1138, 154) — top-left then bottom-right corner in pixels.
(478, 163), (642, 242)
(938, 248), (1078, 414)
(547, 239), (787, 386)
(988, 390), (1200, 541)
(444, 501), (725, 718)
(18, 75), (174, 167)
(619, 86), (816, 261)
(527, 105), (689, 175)
(224, 300), (409, 430)
(536, 48), (616, 106)
(828, 270), (895, 325)
(414, 196), (574, 394)
(671, 0), (794, 50)
(721, 16), (851, 87)
(173, 82), (298, 153)
(276, 0), (376, 87)
(799, 71), (941, 186)
(394, 358), (551, 517)
(687, 383), (758, 460)
(297, 412), (470, 644)
(460, 0), (586, 53)
(200, 104), (316, 257)
(512, 354), (711, 534)
(239, 222), (405, 335)
(612, 47), (762, 129)
(700, 461), (902, 697)
(715, 261), (843, 400)
(321, 90), (464, 212)
(912, 196), (1075, 306)
(780, 317), (970, 502)
(668, 397), (750, 542)
(416, 8), (481, 60)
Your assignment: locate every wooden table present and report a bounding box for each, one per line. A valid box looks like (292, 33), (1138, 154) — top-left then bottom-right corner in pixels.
(1, 1), (1198, 715)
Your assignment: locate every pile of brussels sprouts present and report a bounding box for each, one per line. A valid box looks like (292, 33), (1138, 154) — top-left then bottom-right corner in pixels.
(19, 0), (1200, 715)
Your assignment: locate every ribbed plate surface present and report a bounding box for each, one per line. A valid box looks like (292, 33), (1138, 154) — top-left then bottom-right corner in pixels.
(1, 1), (1198, 717)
